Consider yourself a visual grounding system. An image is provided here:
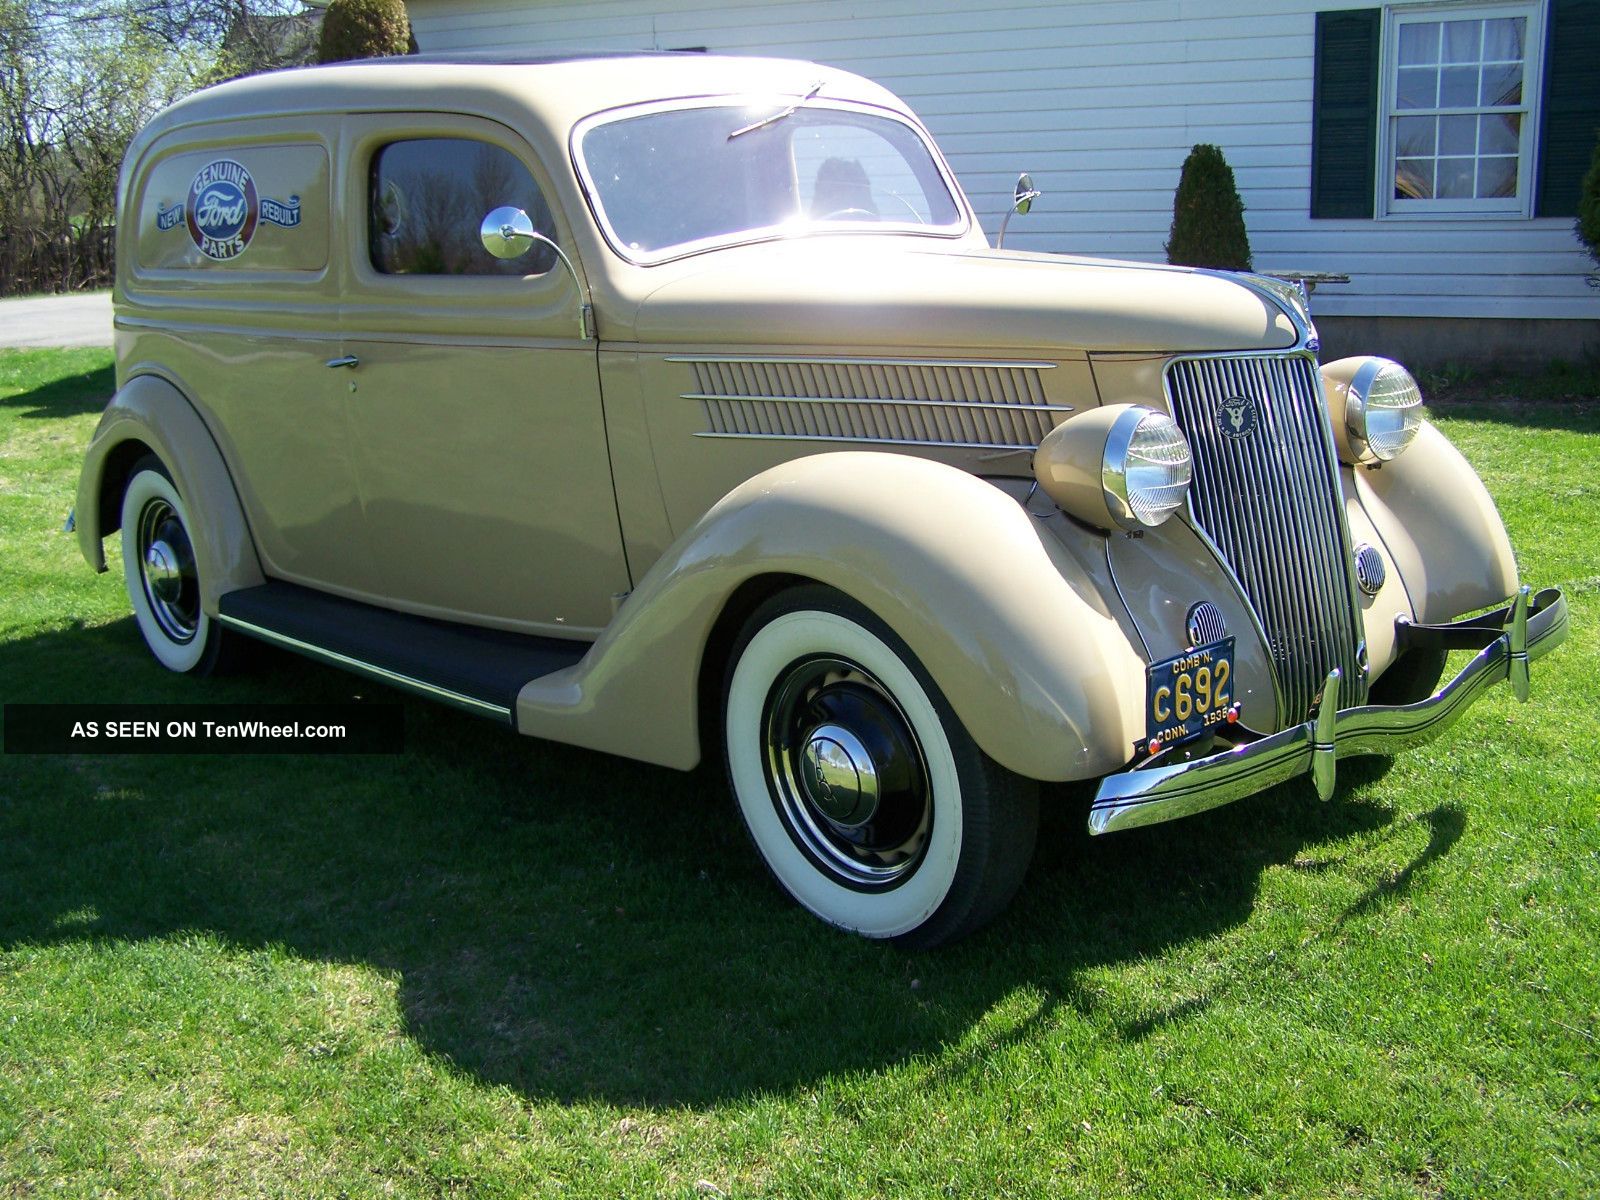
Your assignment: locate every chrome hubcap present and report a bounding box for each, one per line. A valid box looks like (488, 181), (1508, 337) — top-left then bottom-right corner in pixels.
(763, 655), (932, 890)
(136, 498), (199, 644)
(800, 724), (880, 827)
(144, 540), (183, 604)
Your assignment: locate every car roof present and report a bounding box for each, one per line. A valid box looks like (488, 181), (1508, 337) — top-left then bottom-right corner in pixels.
(138, 53), (911, 146)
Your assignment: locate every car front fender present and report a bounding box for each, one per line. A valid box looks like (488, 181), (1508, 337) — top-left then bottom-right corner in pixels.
(516, 451), (1147, 781)
(1350, 421), (1519, 627)
(75, 373), (264, 614)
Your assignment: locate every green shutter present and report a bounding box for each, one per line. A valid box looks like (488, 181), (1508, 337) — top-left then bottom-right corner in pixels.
(1535, 0), (1600, 218)
(1311, 9), (1381, 219)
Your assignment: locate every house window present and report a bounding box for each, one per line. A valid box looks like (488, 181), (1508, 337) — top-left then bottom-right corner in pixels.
(1380, 3), (1543, 217)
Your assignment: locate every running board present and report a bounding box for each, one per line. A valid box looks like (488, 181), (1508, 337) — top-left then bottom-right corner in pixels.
(216, 581), (591, 722)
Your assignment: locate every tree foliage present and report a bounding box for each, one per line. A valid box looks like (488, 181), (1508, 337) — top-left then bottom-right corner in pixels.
(1578, 131), (1600, 278)
(0, 0), (315, 295)
(1164, 143), (1253, 272)
(317, 0), (410, 64)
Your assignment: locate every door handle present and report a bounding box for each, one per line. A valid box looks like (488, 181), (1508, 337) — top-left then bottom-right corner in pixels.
(325, 355), (360, 369)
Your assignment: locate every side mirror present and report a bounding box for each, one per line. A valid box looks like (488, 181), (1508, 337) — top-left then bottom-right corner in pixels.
(480, 205), (537, 259)
(1013, 173), (1040, 215)
(477, 205), (596, 340)
(997, 172), (1042, 249)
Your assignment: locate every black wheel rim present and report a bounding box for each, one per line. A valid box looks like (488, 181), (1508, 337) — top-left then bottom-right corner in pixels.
(135, 496), (199, 644)
(762, 654), (933, 890)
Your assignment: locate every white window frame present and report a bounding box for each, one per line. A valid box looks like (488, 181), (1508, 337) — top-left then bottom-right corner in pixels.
(1376, 0), (1544, 219)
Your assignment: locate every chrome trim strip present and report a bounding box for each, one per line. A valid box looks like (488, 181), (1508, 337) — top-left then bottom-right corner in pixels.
(1087, 587), (1568, 835)
(667, 355), (1058, 370)
(215, 614), (514, 720)
(691, 431), (1036, 451)
(683, 392), (1072, 413)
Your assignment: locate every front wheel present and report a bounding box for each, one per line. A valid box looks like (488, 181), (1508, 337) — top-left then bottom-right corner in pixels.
(722, 586), (1038, 948)
(120, 456), (235, 675)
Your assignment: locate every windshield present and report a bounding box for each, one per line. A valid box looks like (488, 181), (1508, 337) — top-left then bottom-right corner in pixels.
(574, 100), (966, 263)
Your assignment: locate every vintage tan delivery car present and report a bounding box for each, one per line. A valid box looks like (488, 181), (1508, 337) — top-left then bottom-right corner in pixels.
(75, 53), (1567, 946)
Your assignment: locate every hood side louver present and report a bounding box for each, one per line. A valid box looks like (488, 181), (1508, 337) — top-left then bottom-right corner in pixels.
(673, 355), (1070, 450)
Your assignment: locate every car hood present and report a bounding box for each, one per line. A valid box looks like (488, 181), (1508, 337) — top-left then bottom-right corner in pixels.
(625, 241), (1300, 354)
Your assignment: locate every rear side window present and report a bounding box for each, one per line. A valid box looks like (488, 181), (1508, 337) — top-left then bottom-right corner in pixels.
(369, 138), (556, 276)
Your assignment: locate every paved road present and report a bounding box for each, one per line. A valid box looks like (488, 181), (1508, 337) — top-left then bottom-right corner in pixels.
(0, 291), (113, 348)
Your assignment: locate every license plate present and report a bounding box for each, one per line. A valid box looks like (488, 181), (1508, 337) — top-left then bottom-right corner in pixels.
(1146, 637), (1235, 750)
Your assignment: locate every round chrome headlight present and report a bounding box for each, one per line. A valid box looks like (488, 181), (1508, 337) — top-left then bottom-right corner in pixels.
(1343, 358), (1424, 463)
(1034, 404), (1193, 532)
(1036, 409), (1190, 531)
(1103, 408), (1193, 528)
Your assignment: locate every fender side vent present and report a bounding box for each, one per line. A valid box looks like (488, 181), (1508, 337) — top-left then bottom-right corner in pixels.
(672, 355), (1070, 450)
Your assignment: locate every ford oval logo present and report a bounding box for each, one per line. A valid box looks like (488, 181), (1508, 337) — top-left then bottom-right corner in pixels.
(184, 159), (259, 261)
(1218, 394), (1259, 439)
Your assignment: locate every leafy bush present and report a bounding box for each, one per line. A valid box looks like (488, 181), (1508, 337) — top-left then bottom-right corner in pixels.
(1165, 143), (1253, 272)
(1578, 131), (1600, 278)
(317, 0), (410, 64)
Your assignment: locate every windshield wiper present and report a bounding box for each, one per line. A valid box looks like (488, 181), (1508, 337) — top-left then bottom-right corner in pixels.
(727, 81), (824, 140)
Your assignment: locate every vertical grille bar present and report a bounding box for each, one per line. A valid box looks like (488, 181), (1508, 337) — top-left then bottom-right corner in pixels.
(1165, 354), (1367, 722)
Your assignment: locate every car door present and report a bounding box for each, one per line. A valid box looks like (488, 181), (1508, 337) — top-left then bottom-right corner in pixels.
(336, 115), (629, 638)
(128, 120), (376, 596)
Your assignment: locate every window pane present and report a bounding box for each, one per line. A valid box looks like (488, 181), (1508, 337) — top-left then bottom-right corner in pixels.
(1399, 21), (1440, 65)
(1395, 158), (1434, 200)
(1436, 158), (1475, 198)
(1439, 66), (1479, 108)
(369, 139), (556, 276)
(1477, 156), (1517, 199)
(1480, 112), (1520, 156)
(1439, 114), (1478, 156)
(1442, 19), (1482, 64)
(1396, 115), (1437, 157)
(1479, 63), (1522, 107)
(1482, 17), (1525, 62)
(1397, 67), (1437, 109)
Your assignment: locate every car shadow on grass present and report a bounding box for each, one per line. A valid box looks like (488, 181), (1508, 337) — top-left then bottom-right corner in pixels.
(0, 356), (116, 419)
(0, 618), (1435, 1108)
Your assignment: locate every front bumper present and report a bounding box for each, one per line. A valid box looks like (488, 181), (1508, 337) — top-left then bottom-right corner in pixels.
(1088, 586), (1568, 835)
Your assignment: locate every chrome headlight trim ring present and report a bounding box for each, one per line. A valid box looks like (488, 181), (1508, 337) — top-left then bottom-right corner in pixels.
(1345, 358), (1424, 464)
(1101, 407), (1194, 531)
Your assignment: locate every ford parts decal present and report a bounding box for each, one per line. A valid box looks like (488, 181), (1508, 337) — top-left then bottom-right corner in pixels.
(157, 160), (301, 261)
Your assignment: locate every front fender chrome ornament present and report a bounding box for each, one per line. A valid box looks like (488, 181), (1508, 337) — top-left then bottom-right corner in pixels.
(1185, 601), (1227, 648)
(1353, 543), (1386, 595)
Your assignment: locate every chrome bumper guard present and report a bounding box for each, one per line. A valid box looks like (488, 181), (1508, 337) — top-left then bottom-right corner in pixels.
(1088, 586), (1568, 836)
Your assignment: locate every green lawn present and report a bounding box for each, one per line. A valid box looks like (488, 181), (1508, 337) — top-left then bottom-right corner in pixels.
(2, 346), (1596, 1198)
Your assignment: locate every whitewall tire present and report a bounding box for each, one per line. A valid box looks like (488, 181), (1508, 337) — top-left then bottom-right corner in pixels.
(723, 586), (1038, 947)
(119, 458), (231, 675)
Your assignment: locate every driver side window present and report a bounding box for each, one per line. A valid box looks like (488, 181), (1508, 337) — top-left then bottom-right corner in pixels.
(369, 138), (556, 276)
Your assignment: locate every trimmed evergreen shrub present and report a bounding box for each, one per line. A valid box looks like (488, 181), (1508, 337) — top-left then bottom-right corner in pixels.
(1578, 131), (1600, 274)
(1165, 143), (1253, 272)
(318, 0), (411, 64)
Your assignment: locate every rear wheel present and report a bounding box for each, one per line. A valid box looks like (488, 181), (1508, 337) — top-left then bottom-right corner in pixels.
(722, 586), (1037, 948)
(120, 457), (236, 675)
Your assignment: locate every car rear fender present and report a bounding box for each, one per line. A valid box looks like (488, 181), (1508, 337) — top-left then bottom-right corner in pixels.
(516, 451), (1147, 781)
(76, 373), (264, 613)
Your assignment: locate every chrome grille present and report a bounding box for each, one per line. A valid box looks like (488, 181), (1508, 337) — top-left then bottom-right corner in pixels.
(676, 356), (1069, 449)
(1165, 354), (1367, 721)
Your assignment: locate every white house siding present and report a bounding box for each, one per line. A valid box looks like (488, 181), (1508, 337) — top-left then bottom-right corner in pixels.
(406, 0), (1598, 324)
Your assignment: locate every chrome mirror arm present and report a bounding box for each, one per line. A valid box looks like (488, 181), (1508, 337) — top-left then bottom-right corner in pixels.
(479, 206), (595, 340)
(996, 172), (1042, 249)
